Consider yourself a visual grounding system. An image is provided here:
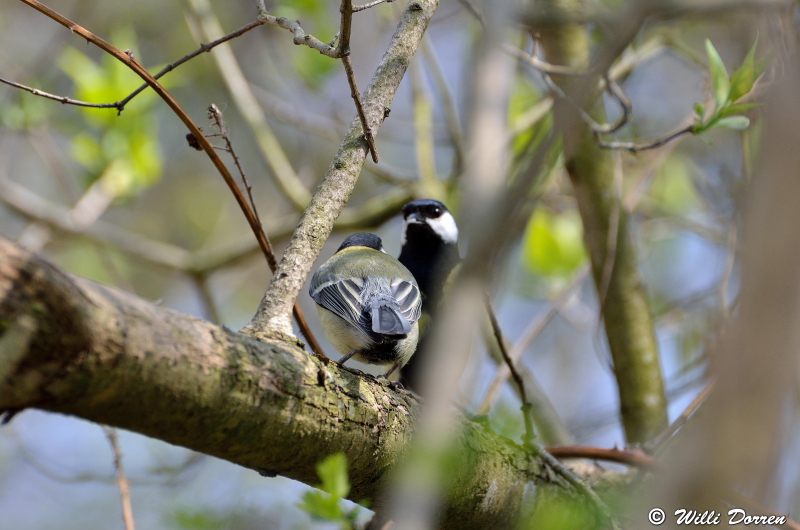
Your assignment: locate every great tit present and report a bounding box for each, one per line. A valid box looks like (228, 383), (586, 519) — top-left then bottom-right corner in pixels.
(309, 232), (422, 378)
(397, 200), (461, 391)
(398, 199), (461, 311)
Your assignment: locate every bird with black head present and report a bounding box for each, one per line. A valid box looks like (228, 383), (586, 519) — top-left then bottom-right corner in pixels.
(397, 200), (461, 391)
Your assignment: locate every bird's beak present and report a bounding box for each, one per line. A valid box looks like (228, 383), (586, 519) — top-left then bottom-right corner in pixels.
(406, 213), (425, 224)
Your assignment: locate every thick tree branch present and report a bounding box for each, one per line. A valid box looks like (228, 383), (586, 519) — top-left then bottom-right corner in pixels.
(0, 237), (569, 528)
(243, 0), (440, 339)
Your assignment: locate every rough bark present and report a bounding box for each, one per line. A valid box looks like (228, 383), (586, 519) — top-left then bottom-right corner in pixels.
(243, 0), (440, 339)
(537, 2), (668, 443)
(0, 237), (570, 529)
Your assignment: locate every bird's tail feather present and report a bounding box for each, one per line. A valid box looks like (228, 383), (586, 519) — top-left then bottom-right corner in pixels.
(370, 303), (411, 336)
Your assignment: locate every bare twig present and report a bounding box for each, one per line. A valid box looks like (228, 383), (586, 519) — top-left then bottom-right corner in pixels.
(102, 427), (136, 530)
(718, 227), (737, 321)
(116, 18), (268, 113)
(546, 445), (664, 472)
(509, 36), (697, 152)
(486, 295), (620, 530)
(457, 0), (484, 27)
(191, 271), (221, 324)
(485, 295), (535, 443)
(421, 36), (465, 177)
(651, 381), (715, 450)
(596, 125), (695, 153)
(17, 0), (325, 356)
(353, 0), (396, 12)
(410, 60), (441, 198)
(477, 265), (590, 414)
(0, 76), (121, 108)
(203, 103), (326, 358)
(339, 0), (380, 162)
(2, 18), (267, 113)
(207, 104), (262, 227)
(342, 55), (380, 162)
(254, 4), (340, 58)
(507, 43), (585, 76)
(509, 43), (632, 135)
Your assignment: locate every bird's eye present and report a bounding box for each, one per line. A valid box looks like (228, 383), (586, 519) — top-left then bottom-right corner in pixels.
(433, 207), (441, 215)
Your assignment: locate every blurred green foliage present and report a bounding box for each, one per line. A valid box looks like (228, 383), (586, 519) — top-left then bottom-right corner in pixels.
(509, 75), (547, 155)
(1, 90), (51, 130)
(521, 206), (588, 279)
(518, 495), (601, 530)
(172, 509), (229, 530)
(648, 156), (699, 215)
(57, 27), (170, 197)
(298, 452), (360, 529)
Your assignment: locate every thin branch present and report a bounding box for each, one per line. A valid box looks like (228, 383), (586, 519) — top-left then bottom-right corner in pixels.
(485, 295), (534, 444)
(207, 104), (263, 232)
(410, 59), (440, 197)
(1, 17), (268, 113)
(116, 17), (268, 113)
(596, 125), (695, 153)
(421, 36), (465, 177)
(192, 272), (221, 324)
(486, 295), (620, 530)
(338, 0), (380, 162)
(477, 265), (590, 414)
(256, 7), (340, 58)
(510, 36), (695, 151)
(718, 227), (737, 321)
(102, 427), (136, 530)
(204, 103), (326, 358)
(342, 54), (380, 162)
(651, 381), (715, 451)
(457, 0), (484, 27)
(0, 76), (121, 109)
(546, 445), (664, 472)
(353, 0), (396, 12)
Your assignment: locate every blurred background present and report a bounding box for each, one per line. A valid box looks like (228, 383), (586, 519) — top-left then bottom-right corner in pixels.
(0, 0), (796, 528)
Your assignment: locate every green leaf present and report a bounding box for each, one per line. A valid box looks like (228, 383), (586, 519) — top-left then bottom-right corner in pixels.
(297, 452), (353, 524)
(716, 102), (760, 120)
(298, 490), (344, 521)
(710, 115), (750, 131)
(728, 38), (758, 103)
(521, 207), (587, 278)
(694, 103), (705, 122)
(705, 39), (730, 108)
(317, 452), (350, 499)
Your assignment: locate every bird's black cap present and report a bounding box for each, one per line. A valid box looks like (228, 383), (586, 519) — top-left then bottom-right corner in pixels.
(402, 199), (449, 220)
(337, 232), (384, 253)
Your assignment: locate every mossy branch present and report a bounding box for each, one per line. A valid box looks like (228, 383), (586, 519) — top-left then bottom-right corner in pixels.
(0, 237), (578, 528)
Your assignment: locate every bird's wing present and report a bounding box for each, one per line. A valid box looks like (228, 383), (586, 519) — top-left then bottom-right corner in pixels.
(310, 277), (366, 328)
(390, 278), (422, 323)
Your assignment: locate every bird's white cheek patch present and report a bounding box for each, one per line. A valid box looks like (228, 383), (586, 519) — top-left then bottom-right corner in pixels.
(428, 212), (459, 243)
